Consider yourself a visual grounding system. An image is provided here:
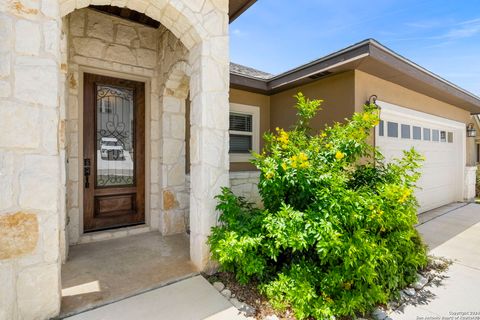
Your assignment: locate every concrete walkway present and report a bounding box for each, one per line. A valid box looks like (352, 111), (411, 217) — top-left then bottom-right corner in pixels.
(65, 275), (247, 320)
(390, 203), (480, 319)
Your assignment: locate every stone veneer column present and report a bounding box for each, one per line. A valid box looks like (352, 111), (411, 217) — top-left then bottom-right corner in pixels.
(0, 1), (63, 319)
(188, 34), (230, 270)
(160, 93), (189, 234)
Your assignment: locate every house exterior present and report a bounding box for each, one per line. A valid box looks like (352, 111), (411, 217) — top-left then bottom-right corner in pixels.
(0, 1), (479, 319)
(227, 39), (480, 212)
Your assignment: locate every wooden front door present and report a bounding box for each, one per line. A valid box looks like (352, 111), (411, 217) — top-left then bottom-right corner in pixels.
(83, 73), (145, 232)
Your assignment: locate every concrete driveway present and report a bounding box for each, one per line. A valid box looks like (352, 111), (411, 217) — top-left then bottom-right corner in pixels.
(390, 203), (480, 319)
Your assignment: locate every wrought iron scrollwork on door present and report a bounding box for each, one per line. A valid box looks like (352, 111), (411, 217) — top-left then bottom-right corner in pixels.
(96, 85), (135, 187)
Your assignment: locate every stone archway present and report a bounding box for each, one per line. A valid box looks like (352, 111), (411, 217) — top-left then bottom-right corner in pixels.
(58, 0), (231, 271)
(59, 0), (204, 50)
(58, 0), (230, 271)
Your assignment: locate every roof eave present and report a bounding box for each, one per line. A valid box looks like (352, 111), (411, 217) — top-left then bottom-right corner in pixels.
(230, 72), (269, 94)
(229, 0), (257, 23)
(230, 39), (480, 113)
(367, 41), (480, 112)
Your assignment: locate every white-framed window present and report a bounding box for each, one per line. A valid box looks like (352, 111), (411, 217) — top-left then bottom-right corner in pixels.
(229, 103), (260, 162)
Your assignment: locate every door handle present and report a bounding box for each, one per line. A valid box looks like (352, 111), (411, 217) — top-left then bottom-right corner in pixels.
(84, 158), (91, 188)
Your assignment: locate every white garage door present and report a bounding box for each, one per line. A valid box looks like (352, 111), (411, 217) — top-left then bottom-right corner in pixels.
(376, 101), (465, 213)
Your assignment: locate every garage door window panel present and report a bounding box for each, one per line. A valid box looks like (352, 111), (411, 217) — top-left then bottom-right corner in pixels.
(423, 128), (431, 141)
(401, 124), (411, 139)
(387, 122), (398, 138)
(440, 131), (447, 142)
(413, 126), (422, 140)
(432, 130), (440, 142)
(448, 132), (454, 143)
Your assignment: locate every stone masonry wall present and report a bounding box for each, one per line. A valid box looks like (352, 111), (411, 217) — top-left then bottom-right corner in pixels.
(186, 171), (262, 215)
(156, 34), (190, 236)
(0, 1), (64, 318)
(230, 171), (262, 207)
(65, 8), (188, 244)
(1, 0), (230, 317)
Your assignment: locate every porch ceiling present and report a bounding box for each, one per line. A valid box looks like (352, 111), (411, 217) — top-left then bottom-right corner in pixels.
(89, 5), (161, 28)
(89, 0), (257, 28)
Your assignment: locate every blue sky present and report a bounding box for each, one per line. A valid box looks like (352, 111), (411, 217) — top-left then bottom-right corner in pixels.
(230, 0), (480, 96)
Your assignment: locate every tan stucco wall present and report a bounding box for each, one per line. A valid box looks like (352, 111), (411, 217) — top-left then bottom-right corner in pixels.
(270, 71), (356, 132)
(354, 70), (476, 165)
(229, 88), (270, 171)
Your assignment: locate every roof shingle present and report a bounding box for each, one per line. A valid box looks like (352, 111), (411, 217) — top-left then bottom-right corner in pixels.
(230, 62), (273, 80)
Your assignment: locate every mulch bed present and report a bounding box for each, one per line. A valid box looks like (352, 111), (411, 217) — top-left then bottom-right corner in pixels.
(204, 271), (296, 319)
(203, 256), (451, 320)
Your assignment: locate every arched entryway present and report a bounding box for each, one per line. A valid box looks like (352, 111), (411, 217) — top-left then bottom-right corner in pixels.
(59, 0), (230, 270)
(59, 1), (229, 315)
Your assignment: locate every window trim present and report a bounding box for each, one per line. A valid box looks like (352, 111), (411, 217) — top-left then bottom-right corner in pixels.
(229, 103), (260, 163)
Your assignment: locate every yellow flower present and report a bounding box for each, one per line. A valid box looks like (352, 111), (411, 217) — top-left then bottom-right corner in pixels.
(275, 127), (280, 131)
(398, 189), (412, 203)
(290, 155), (298, 162)
(291, 161), (297, 168)
(281, 162), (288, 171)
(265, 172), (274, 179)
(299, 152), (308, 161)
(362, 113), (370, 121)
(325, 143), (332, 149)
(335, 151), (345, 160)
(278, 130), (289, 145)
(321, 132), (327, 138)
(300, 161), (310, 168)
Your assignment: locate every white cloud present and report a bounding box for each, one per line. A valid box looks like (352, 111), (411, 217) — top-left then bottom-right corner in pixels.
(439, 17), (480, 40)
(232, 28), (247, 37)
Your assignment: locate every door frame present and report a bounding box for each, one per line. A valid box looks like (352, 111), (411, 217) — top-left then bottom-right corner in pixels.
(77, 66), (151, 237)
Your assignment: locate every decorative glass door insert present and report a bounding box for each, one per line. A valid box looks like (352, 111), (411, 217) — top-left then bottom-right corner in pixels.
(96, 85), (135, 187)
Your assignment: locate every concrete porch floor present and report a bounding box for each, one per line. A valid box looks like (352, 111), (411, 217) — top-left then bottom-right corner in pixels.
(60, 232), (197, 318)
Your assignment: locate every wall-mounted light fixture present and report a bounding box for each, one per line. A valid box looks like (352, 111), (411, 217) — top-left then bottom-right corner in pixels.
(467, 123), (477, 137)
(366, 95), (379, 108)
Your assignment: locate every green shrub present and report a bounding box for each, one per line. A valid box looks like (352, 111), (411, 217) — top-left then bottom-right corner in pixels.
(208, 93), (427, 319)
